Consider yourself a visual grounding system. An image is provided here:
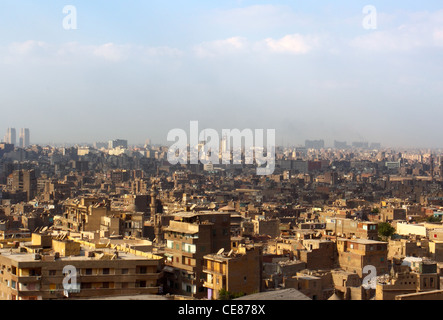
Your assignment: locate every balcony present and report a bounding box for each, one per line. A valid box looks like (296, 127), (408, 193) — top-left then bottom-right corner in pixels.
(17, 275), (42, 283)
(203, 281), (214, 289)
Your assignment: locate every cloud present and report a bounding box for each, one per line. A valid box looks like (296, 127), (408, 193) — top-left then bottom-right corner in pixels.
(8, 40), (49, 55)
(193, 37), (248, 58)
(1, 41), (183, 65)
(92, 43), (129, 62)
(193, 34), (319, 58)
(263, 34), (319, 54)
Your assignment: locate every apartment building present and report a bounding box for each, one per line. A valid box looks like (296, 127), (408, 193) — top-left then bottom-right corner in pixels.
(336, 238), (388, 277)
(324, 217), (378, 240)
(163, 211), (231, 298)
(202, 244), (263, 300)
(57, 197), (114, 232)
(376, 261), (440, 300)
(0, 233), (164, 300)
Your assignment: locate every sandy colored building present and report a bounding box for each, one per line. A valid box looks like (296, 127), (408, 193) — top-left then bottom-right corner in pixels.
(0, 233), (164, 300)
(163, 211), (231, 299)
(376, 261), (440, 300)
(202, 244), (263, 300)
(336, 238), (388, 277)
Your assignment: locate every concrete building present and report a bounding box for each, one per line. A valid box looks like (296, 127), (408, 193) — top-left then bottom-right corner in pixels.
(0, 233), (164, 300)
(57, 197), (114, 233)
(252, 218), (280, 239)
(336, 238), (388, 277)
(202, 244), (263, 300)
(11, 170), (37, 202)
(4, 128), (16, 146)
(19, 128), (30, 148)
(163, 211), (231, 298)
(376, 261), (440, 300)
(324, 217), (378, 240)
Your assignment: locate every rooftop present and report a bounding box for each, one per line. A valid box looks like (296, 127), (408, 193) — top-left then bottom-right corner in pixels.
(235, 288), (311, 301)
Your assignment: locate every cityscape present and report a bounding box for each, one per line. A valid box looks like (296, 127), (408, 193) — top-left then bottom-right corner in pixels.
(1, 129), (443, 302)
(1, 0), (443, 309)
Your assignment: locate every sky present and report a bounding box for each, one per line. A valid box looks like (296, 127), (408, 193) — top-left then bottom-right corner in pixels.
(0, 0), (443, 148)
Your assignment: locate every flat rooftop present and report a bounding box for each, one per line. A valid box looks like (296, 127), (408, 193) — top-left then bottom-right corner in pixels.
(0, 245), (161, 263)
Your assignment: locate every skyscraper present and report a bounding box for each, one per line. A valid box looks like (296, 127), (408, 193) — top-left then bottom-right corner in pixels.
(4, 128), (16, 146)
(19, 128), (30, 148)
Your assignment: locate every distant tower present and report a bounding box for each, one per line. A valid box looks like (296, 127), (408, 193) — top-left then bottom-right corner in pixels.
(431, 154), (435, 180)
(19, 128), (30, 148)
(4, 128), (16, 146)
(151, 185), (163, 243)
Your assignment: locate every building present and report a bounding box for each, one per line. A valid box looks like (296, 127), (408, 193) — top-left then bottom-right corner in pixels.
(163, 211), (231, 298)
(297, 239), (336, 270)
(376, 260), (440, 300)
(4, 128), (16, 146)
(324, 217), (379, 240)
(202, 244), (263, 300)
(0, 143), (14, 158)
(57, 197), (114, 233)
(284, 273), (323, 300)
(336, 238), (388, 277)
(19, 128), (30, 148)
(108, 139), (128, 150)
(252, 218), (280, 239)
(11, 170), (37, 202)
(0, 233), (164, 300)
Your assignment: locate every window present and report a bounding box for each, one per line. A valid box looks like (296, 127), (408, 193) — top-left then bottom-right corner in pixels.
(103, 268), (110, 275)
(102, 282), (110, 289)
(49, 270), (56, 276)
(139, 266), (147, 274)
(85, 268), (92, 275)
(81, 283), (92, 289)
(122, 268), (129, 275)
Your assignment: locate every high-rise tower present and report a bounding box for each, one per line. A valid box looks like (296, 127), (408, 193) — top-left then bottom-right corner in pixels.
(4, 128), (16, 146)
(19, 128), (30, 148)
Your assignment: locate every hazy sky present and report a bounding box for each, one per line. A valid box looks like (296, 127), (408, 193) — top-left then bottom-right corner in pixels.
(0, 0), (443, 148)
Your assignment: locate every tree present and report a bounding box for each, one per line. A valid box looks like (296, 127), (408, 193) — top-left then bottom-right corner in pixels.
(427, 216), (442, 223)
(378, 222), (395, 240)
(218, 289), (245, 300)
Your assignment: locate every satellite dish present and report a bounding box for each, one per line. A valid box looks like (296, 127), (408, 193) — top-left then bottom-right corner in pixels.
(217, 248), (224, 255)
(227, 250), (233, 257)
